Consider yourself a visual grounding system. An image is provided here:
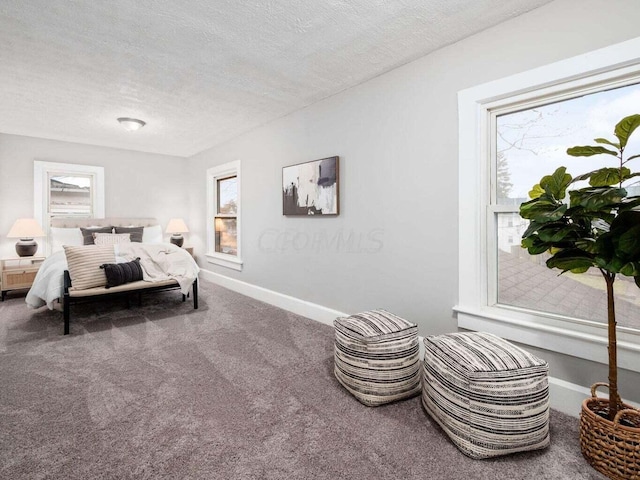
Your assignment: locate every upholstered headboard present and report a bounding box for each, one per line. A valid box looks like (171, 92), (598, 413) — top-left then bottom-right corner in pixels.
(50, 218), (159, 228)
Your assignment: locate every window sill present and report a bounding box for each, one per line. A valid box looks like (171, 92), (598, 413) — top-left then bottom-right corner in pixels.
(454, 304), (640, 373)
(205, 252), (243, 271)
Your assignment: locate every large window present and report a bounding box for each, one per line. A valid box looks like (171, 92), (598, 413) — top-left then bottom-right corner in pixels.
(493, 82), (640, 330)
(34, 161), (105, 254)
(206, 161), (242, 271)
(457, 37), (640, 371)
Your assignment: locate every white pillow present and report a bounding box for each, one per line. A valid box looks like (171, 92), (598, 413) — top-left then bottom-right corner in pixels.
(93, 233), (131, 246)
(142, 225), (163, 244)
(50, 227), (83, 253)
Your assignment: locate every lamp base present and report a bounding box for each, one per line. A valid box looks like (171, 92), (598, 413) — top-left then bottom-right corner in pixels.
(170, 234), (184, 247)
(15, 238), (37, 257)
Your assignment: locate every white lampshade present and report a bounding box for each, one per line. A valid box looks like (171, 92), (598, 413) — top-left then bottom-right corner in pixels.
(165, 218), (189, 234)
(7, 218), (45, 239)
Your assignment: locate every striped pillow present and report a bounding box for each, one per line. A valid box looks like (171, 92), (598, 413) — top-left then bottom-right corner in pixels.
(63, 245), (116, 290)
(93, 233), (131, 246)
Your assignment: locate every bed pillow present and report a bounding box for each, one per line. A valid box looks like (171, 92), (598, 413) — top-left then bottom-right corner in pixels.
(142, 225), (163, 244)
(80, 226), (113, 245)
(64, 244), (116, 290)
(93, 233), (131, 246)
(100, 258), (144, 288)
(114, 226), (144, 242)
(50, 227), (83, 253)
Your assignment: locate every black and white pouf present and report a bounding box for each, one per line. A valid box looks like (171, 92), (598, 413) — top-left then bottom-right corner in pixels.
(422, 331), (550, 458)
(334, 309), (421, 407)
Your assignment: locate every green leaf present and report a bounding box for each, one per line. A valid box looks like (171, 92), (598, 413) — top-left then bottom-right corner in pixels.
(521, 236), (550, 255)
(576, 238), (599, 254)
(521, 219), (544, 238)
(569, 187), (626, 211)
(536, 223), (585, 244)
(610, 211), (640, 259)
(618, 226), (640, 258)
(570, 266), (591, 274)
(540, 167), (572, 198)
(620, 262), (640, 277)
(619, 196), (640, 211)
(546, 249), (594, 273)
(589, 167), (630, 186)
(571, 170), (597, 183)
(627, 154), (640, 162)
(614, 114), (640, 149)
(567, 145), (618, 157)
(528, 184), (544, 199)
(520, 196), (567, 222)
(594, 138), (621, 148)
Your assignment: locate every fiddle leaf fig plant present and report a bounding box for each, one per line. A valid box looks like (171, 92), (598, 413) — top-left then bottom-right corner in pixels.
(519, 113), (640, 420)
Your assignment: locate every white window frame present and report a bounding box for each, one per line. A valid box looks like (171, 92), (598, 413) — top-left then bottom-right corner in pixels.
(206, 160), (242, 271)
(457, 37), (640, 372)
(34, 161), (105, 256)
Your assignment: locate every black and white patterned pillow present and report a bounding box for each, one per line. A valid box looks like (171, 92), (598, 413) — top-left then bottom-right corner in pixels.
(100, 258), (144, 288)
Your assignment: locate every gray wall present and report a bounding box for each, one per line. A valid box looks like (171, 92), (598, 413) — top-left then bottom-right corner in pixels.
(187, 0), (640, 402)
(0, 133), (188, 258)
(1, 0), (638, 404)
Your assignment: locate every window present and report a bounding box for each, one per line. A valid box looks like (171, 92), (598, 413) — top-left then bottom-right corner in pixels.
(206, 161), (242, 271)
(34, 161), (105, 255)
(457, 37), (640, 371)
(215, 176), (238, 255)
(494, 83), (640, 327)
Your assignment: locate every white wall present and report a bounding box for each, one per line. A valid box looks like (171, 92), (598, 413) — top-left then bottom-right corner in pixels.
(0, 133), (188, 258)
(187, 0), (640, 405)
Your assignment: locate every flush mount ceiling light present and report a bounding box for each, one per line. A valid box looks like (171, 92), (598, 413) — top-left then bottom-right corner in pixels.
(117, 117), (146, 132)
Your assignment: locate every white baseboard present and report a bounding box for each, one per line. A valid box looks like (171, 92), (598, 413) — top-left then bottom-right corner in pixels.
(548, 377), (640, 417)
(198, 268), (348, 326)
(199, 268), (638, 417)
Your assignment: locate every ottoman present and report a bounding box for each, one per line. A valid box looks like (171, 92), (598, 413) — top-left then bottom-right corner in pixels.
(334, 309), (421, 406)
(422, 332), (550, 458)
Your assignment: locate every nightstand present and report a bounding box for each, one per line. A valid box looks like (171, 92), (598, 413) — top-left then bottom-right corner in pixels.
(183, 246), (194, 257)
(0, 256), (45, 301)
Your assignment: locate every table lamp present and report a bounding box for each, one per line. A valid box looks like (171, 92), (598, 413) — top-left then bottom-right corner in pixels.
(7, 218), (46, 257)
(165, 218), (189, 247)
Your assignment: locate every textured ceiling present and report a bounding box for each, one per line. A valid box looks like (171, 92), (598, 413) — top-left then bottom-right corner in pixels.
(0, 0), (552, 157)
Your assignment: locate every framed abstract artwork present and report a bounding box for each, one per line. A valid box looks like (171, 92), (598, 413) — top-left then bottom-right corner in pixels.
(282, 156), (339, 215)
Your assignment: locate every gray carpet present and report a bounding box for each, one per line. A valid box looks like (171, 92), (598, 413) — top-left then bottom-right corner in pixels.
(0, 280), (605, 479)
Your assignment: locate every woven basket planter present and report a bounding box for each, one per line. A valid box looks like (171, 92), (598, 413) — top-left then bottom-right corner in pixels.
(580, 383), (640, 479)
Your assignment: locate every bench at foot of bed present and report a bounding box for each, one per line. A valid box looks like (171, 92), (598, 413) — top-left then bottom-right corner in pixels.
(63, 270), (198, 335)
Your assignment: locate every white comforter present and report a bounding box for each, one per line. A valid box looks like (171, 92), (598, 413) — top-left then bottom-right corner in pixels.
(26, 243), (200, 310)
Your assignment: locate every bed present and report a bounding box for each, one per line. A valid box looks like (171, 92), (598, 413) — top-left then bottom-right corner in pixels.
(26, 217), (199, 334)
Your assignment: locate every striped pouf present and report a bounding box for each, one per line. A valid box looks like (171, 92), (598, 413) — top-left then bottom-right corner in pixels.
(422, 332), (550, 458)
(334, 309), (420, 406)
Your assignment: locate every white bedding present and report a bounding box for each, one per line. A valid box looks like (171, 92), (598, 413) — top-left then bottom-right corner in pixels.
(26, 243), (199, 310)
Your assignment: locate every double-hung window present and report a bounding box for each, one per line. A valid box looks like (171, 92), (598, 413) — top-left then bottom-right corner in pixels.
(457, 38), (640, 371)
(206, 161), (242, 271)
(34, 161), (105, 254)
